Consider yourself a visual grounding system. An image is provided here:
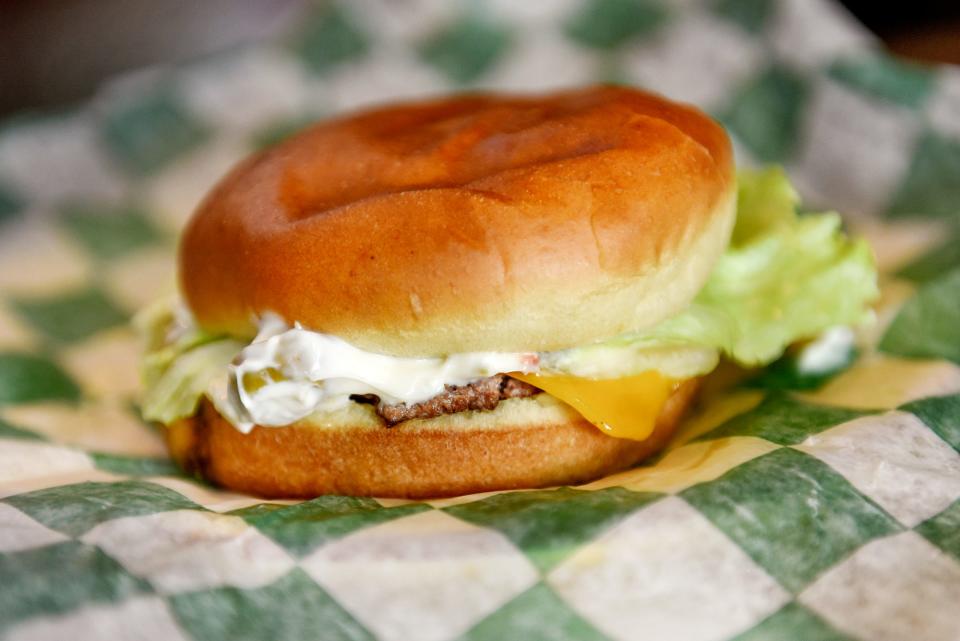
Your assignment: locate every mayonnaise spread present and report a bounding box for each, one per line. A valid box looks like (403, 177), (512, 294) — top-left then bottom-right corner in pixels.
(214, 314), (540, 433)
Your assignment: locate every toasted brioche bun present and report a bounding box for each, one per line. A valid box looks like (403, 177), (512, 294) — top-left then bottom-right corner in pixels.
(167, 379), (699, 499)
(180, 86), (735, 357)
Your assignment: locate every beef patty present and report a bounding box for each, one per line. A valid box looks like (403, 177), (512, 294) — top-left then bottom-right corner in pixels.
(351, 374), (541, 425)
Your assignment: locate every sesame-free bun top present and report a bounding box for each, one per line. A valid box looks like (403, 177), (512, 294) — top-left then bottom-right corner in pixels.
(180, 86), (735, 357)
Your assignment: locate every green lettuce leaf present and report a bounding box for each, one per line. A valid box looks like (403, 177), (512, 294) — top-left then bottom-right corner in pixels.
(135, 296), (242, 424)
(141, 339), (243, 424)
(559, 167), (878, 374)
(134, 296), (223, 387)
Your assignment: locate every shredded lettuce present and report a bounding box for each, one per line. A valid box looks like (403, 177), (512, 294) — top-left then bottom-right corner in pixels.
(141, 339), (243, 424)
(135, 297), (243, 424)
(559, 167), (878, 373)
(134, 296), (224, 386)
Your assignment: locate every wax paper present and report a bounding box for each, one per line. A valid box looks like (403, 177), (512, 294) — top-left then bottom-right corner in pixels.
(1, 1), (959, 640)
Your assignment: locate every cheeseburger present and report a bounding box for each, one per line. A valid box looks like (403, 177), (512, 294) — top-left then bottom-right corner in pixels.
(138, 86), (876, 498)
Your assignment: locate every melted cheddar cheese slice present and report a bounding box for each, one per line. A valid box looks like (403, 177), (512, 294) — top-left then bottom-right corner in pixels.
(511, 371), (677, 441)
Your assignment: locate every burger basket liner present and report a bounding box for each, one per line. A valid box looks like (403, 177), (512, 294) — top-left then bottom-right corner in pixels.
(1, 1), (959, 640)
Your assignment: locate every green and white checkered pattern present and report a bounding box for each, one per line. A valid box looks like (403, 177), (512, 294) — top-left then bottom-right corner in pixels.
(1, 1), (959, 639)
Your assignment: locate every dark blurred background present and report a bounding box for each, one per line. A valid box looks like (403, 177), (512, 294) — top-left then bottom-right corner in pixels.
(845, 0), (960, 63)
(1, 0), (959, 118)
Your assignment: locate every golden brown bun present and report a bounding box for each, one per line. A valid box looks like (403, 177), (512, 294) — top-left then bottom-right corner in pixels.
(166, 379), (698, 499)
(180, 86), (735, 356)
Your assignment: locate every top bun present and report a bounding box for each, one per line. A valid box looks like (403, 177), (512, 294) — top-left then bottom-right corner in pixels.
(180, 86), (735, 357)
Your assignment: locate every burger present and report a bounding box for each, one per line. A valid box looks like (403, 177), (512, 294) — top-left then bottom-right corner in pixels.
(137, 86), (877, 498)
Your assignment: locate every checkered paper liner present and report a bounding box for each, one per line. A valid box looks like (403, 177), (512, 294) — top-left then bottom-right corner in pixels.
(1, 1), (959, 640)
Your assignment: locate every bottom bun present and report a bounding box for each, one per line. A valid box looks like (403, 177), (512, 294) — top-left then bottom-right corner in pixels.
(166, 379), (699, 499)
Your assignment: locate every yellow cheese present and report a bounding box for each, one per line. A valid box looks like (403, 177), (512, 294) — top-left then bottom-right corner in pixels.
(511, 371), (676, 441)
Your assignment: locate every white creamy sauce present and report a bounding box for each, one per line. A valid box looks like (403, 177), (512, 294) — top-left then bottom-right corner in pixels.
(204, 311), (850, 434)
(220, 314), (539, 433)
(797, 326), (855, 373)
